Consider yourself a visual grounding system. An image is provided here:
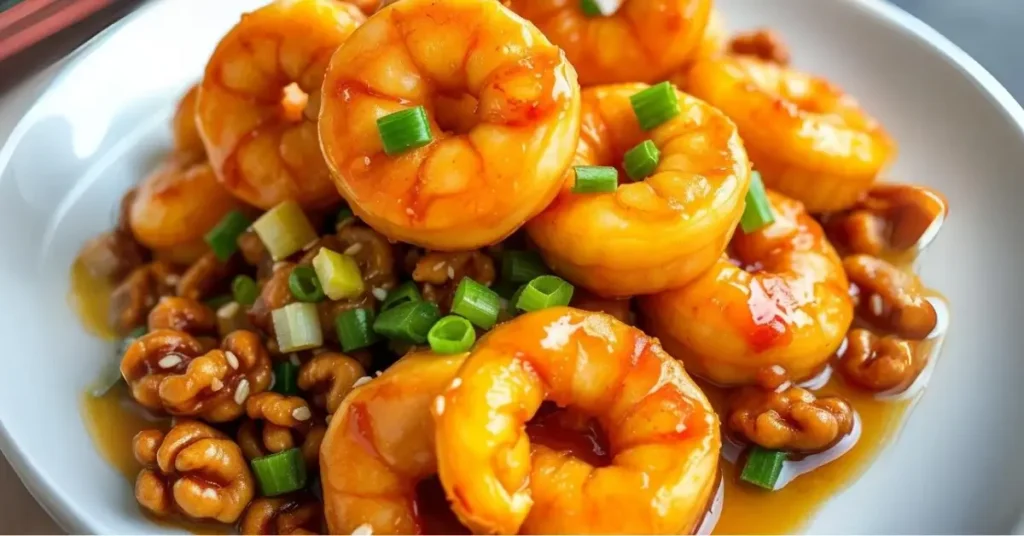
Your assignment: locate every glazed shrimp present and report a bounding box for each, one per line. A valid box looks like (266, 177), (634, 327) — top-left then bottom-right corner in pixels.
(172, 85), (205, 162)
(319, 0), (581, 250)
(319, 351), (466, 535)
(434, 307), (720, 534)
(129, 159), (243, 266)
(526, 84), (750, 297)
(639, 190), (853, 385)
(505, 0), (712, 86)
(686, 56), (896, 212)
(196, 0), (365, 210)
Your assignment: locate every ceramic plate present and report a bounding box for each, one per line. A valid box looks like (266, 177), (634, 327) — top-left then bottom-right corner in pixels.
(1, 0), (1022, 533)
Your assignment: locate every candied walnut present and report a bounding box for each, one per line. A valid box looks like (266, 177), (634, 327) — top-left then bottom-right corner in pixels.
(238, 230), (272, 269)
(133, 420), (254, 523)
(335, 224), (398, 292)
(177, 251), (237, 301)
(110, 261), (179, 335)
(728, 28), (790, 64)
(148, 297), (216, 335)
(728, 385), (854, 452)
(839, 328), (919, 392)
(237, 419), (326, 469)
(844, 254), (937, 340)
(121, 329), (272, 422)
(413, 250), (496, 310)
(824, 184), (948, 257)
(246, 392), (315, 431)
(570, 290), (634, 325)
(240, 495), (323, 535)
(78, 229), (148, 283)
(297, 353), (366, 414)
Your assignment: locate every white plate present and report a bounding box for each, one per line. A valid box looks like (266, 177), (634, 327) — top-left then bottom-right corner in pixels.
(1, 0), (1022, 533)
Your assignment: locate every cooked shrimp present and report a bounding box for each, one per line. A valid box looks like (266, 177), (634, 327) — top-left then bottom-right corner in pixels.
(319, 0), (581, 250)
(685, 56), (896, 212)
(434, 307), (720, 534)
(640, 190), (853, 385)
(526, 84), (750, 297)
(319, 351), (466, 535)
(505, 0), (712, 86)
(129, 159), (243, 266)
(172, 85), (206, 162)
(196, 0), (365, 210)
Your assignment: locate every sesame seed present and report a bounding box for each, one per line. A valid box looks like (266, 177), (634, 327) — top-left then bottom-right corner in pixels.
(210, 378), (224, 392)
(165, 275), (181, 286)
(353, 376), (373, 388)
(405, 208), (415, 216)
(325, 414), (333, 423)
(674, 423), (687, 433)
(447, 266), (455, 279)
(371, 287), (388, 301)
(433, 396), (446, 416)
(217, 302), (240, 319)
(352, 523), (374, 536)
(432, 261), (445, 271)
(302, 239), (319, 251)
(344, 243), (363, 256)
(774, 381), (793, 393)
(449, 377), (462, 389)
(268, 372), (276, 391)
(234, 379), (251, 405)
(292, 406), (312, 421)
(157, 354), (183, 369)
(224, 351), (239, 370)
(289, 354), (301, 366)
(869, 294), (884, 317)
(273, 262), (288, 272)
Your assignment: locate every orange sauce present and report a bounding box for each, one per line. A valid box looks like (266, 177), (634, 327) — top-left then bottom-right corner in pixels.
(68, 259), (117, 340)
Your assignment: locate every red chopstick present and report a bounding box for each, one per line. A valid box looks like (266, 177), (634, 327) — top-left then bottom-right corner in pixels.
(0, 0), (115, 62)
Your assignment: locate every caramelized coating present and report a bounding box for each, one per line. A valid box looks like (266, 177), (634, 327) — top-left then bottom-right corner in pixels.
(177, 251), (237, 302)
(728, 28), (790, 65)
(246, 392), (315, 430)
(109, 261), (179, 335)
(238, 230), (271, 269)
(240, 495), (323, 535)
(824, 183), (949, 257)
(132, 420), (254, 523)
(335, 224), (398, 292)
(77, 229), (147, 283)
(238, 393), (326, 469)
(844, 254), (938, 340)
(147, 297), (217, 335)
(121, 330), (272, 422)
(728, 385), (854, 452)
(297, 353), (366, 414)
(838, 328), (920, 392)
(413, 250), (496, 310)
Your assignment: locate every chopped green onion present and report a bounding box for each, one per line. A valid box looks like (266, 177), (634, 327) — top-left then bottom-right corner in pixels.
(509, 285), (526, 313)
(428, 316), (476, 354)
(377, 106), (433, 156)
(272, 302), (323, 352)
(580, 0), (602, 16)
(451, 277), (500, 330)
(571, 166), (618, 194)
(381, 281), (421, 312)
(204, 294), (233, 310)
(623, 140), (660, 181)
(312, 248), (364, 301)
(335, 308), (379, 352)
(740, 447), (787, 490)
(516, 275), (574, 312)
(272, 361), (299, 396)
(251, 448), (307, 497)
(231, 275), (258, 306)
(253, 201), (319, 261)
(288, 266), (326, 303)
(94, 326), (148, 397)
(740, 171), (776, 234)
(373, 301), (440, 344)
(204, 210), (251, 262)
(630, 81), (680, 131)
(501, 250), (550, 285)
(334, 207), (355, 229)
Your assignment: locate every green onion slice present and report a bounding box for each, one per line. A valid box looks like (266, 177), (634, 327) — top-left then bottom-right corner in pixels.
(427, 315), (476, 354)
(572, 166), (618, 194)
(516, 275), (574, 312)
(312, 248), (364, 301)
(623, 140), (661, 181)
(381, 281), (421, 312)
(377, 106), (433, 156)
(204, 210), (251, 262)
(740, 171), (776, 234)
(580, 0), (602, 16)
(253, 201), (319, 261)
(272, 302), (324, 352)
(272, 361), (299, 396)
(630, 81), (681, 131)
(373, 301), (440, 344)
(335, 308), (379, 352)
(501, 250), (550, 285)
(251, 448), (307, 497)
(740, 446), (787, 490)
(451, 277), (500, 330)
(231, 275), (259, 306)
(288, 265), (326, 303)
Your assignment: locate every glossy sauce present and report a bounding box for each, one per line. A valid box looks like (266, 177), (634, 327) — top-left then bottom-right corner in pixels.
(69, 259), (117, 340)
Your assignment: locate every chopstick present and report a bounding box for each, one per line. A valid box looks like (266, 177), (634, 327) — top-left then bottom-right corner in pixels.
(0, 0), (115, 62)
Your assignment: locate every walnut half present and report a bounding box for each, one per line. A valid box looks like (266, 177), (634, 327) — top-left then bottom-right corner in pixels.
(727, 385), (854, 452)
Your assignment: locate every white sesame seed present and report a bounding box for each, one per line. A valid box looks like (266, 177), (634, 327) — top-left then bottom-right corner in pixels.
(344, 243), (363, 256)
(433, 396), (446, 416)
(447, 266), (455, 279)
(375, 370), (382, 377)
(770, 364), (786, 376)
(302, 239), (319, 251)
(289, 354), (301, 366)
(224, 351), (240, 370)
(405, 208), (415, 216)
(449, 377), (462, 389)
(217, 301), (240, 319)
(292, 406), (312, 421)
(432, 261), (446, 271)
(165, 274), (181, 286)
(352, 523), (374, 536)
(353, 376), (373, 388)
(869, 294), (884, 317)
(273, 262), (288, 272)
(371, 287), (388, 301)
(674, 423), (687, 433)
(210, 378), (224, 392)
(325, 414), (333, 423)
(774, 381), (793, 393)
(234, 379), (251, 405)
(158, 354), (183, 369)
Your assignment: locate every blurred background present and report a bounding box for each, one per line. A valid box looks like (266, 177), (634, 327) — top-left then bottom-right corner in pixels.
(0, 0), (1021, 533)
